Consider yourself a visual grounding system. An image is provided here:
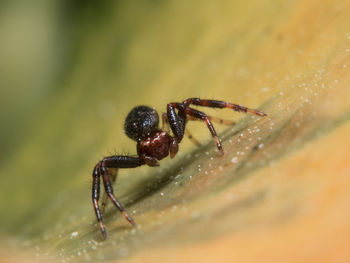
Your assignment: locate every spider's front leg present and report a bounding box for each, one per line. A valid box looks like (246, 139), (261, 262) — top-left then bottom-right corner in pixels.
(101, 169), (117, 214)
(167, 102), (224, 153)
(184, 106), (224, 154)
(183, 98), (267, 117)
(92, 163), (106, 238)
(166, 103), (186, 143)
(92, 155), (145, 239)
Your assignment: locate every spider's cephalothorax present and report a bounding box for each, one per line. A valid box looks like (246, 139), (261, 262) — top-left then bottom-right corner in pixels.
(91, 98), (266, 239)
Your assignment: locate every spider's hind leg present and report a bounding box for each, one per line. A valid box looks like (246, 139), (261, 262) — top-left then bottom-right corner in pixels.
(185, 129), (201, 146)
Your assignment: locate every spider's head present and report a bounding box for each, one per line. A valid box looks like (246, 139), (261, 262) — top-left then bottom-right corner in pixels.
(124, 105), (159, 141)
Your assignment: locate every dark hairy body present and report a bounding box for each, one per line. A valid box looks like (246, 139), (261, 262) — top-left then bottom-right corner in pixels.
(91, 98), (266, 239)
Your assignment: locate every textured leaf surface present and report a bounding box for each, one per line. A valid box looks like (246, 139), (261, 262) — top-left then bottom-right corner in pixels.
(1, 0), (350, 262)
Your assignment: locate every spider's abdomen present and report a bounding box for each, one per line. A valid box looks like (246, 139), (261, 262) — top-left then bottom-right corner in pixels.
(124, 106), (159, 141)
(138, 131), (171, 160)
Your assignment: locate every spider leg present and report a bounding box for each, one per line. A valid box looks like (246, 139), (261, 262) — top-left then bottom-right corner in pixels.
(101, 169), (118, 214)
(187, 115), (236, 125)
(182, 98), (267, 117)
(184, 106), (224, 154)
(92, 155), (145, 239)
(185, 115), (234, 147)
(167, 103), (186, 142)
(101, 167), (136, 227)
(101, 193), (107, 215)
(208, 116), (236, 125)
(161, 112), (179, 157)
(92, 164), (106, 239)
(167, 102), (224, 153)
(185, 129), (201, 146)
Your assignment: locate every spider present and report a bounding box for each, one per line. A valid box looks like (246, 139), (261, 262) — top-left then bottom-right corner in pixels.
(92, 98), (266, 239)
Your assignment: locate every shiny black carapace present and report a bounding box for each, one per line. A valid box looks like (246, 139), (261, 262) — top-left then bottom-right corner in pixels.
(92, 98), (266, 239)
